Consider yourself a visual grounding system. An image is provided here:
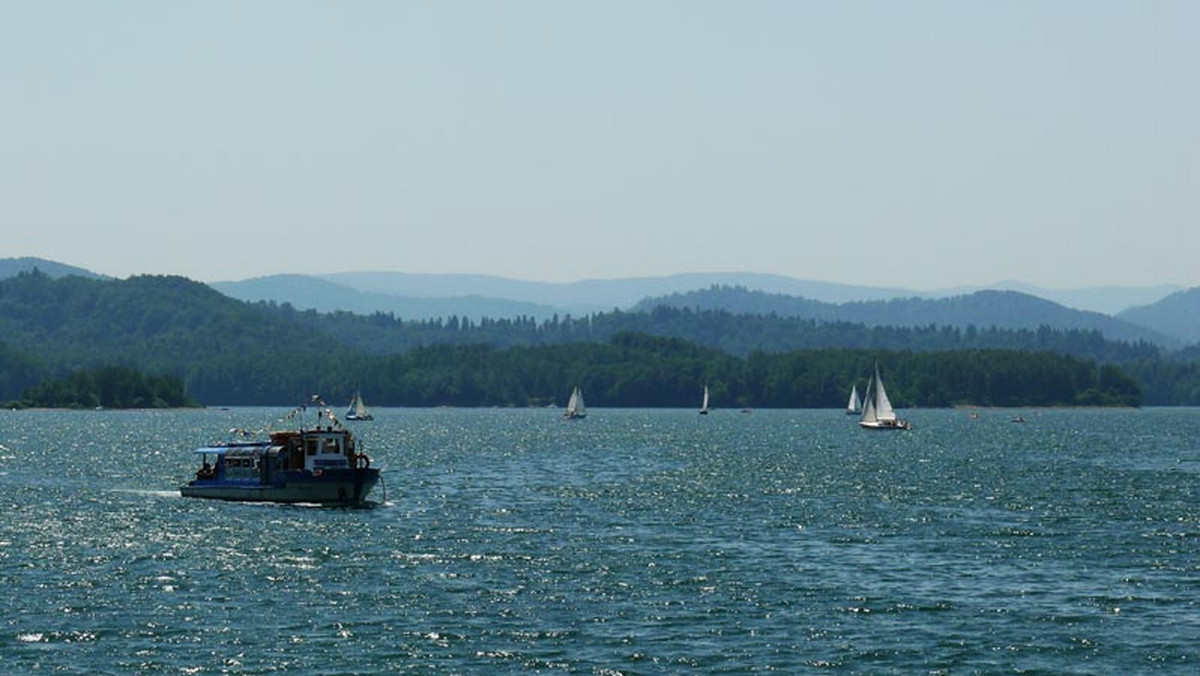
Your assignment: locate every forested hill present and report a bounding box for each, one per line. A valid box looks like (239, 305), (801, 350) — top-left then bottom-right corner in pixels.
(0, 271), (1193, 406)
(636, 285), (1175, 347)
(0, 271), (1160, 364)
(0, 272), (357, 402)
(0, 271), (342, 363)
(212, 274), (562, 322)
(1118, 287), (1200, 345)
(0, 257), (106, 280)
(307, 304), (1159, 365)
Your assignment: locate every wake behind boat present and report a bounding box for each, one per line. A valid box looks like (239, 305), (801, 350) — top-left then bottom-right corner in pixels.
(859, 364), (912, 431)
(180, 396), (381, 505)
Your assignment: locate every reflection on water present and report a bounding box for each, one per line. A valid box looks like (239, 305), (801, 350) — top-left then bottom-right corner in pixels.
(2, 407), (1198, 672)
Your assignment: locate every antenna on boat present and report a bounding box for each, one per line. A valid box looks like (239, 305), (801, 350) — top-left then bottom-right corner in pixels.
(301, 393), (344, 430)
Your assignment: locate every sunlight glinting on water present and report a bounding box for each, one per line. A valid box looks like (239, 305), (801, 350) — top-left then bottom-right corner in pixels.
(2, 407), (1199, 672)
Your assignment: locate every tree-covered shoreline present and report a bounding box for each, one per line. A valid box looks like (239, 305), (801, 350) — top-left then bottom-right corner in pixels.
(4, 334), (1140, 410)
(0, 271), (1189, 408)
(5, 365), (196, 410)
(310, 336), (1142, 410)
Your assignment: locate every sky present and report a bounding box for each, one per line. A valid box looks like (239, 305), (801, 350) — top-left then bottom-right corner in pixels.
(3, 1), (1197, 289)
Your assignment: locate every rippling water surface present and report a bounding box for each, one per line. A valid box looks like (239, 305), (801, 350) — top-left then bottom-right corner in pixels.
(2, 407), (1199, 673)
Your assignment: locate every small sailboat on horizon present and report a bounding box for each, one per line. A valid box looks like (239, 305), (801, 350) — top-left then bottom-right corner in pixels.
(846, 383), (861, 415)
(345, 389), (374, 421)
(859, 364), (911, 431)
(564, 386), (587, 420)
(699, 385), (710, 415)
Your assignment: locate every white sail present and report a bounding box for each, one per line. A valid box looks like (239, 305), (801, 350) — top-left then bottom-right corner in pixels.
(346, 390), (373, 420)
(565, 386), (586, 418)
(872, 364), (896, 422)
(858, 364), (909, 430)
(846, 384), (861, 414)
(859, 377), (878, 424)
(700, 386), (710, 414)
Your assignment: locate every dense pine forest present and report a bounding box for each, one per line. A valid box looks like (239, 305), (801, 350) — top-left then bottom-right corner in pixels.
(633, 284), (1171, 346)
(0, 271), (1194, 407)
(13, 365), (194, 409)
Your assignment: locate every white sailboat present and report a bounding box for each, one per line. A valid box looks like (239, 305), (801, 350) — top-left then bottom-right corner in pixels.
(846, 384), (861, 415)
(345, 389), (373, 421)
(564, 386), (587, 420)
(858, 364), (911, 430)
(699, 386), (710, 415)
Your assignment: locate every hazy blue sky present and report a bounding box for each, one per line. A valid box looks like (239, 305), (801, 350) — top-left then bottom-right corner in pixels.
(4, 1), (1197, 288)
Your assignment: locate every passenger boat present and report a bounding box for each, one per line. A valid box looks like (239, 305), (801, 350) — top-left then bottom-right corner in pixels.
(180, 398), (381, 505)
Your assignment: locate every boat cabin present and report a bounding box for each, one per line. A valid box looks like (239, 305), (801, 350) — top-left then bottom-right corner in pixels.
(270, 427), (357, 473)
(191, 428), (359, 483)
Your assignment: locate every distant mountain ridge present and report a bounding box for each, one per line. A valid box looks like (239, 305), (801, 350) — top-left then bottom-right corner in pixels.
(636, 285), (1177, 347)
(211, 271), (930, 322)
(0, 257), (107, 280)
(318, 270), (925, 310)
(1, 272), (1169, 407)
(932, 280), (1184, 316)
(1117, 287), (1200, 345)
(211, 274), (562, 322)
(1, 258), (1188, 336)
(246, 270), (1183, 317)
(216, 270), (1182, 324)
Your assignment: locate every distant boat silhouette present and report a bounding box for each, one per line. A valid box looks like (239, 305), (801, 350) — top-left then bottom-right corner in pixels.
(846, 384), (861, 415)
(345, 389), (373, 421)
(564, 386), (587, 420)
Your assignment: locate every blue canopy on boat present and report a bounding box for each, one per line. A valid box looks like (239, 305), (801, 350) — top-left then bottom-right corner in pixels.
(192, 442), (273, 454)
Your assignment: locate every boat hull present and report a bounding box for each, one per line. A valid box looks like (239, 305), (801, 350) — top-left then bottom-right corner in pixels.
(859, 419), (912, 431)
(181, 468), (381, 505)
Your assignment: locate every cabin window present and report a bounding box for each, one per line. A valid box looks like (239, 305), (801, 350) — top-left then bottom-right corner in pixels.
(219, 453), (262, 479)
(306, 438), (318, 456)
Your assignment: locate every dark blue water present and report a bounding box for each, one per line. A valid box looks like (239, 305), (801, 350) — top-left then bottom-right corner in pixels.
(2, 407), (1198, 673)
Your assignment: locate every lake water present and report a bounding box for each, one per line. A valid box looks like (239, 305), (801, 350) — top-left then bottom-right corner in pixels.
(2, 407), (1198, 674)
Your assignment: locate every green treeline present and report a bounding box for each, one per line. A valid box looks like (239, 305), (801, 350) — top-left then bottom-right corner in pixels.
(8, 365), (195, 409)
(162, 333), (1141, 408)
(353, 334), (1143, 409)
(3, 270), (1155, 364)
(0, 271), (1185, 406)
(299, 304), (1161, 364)
(333, 334), (1141, 409)
(1121, 357), (1200, 406)
(0, 332), (1142, 409)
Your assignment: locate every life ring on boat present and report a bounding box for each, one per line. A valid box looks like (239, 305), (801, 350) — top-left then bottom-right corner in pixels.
(313, 468), (324, 477)
(355, 453), (371, 470)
